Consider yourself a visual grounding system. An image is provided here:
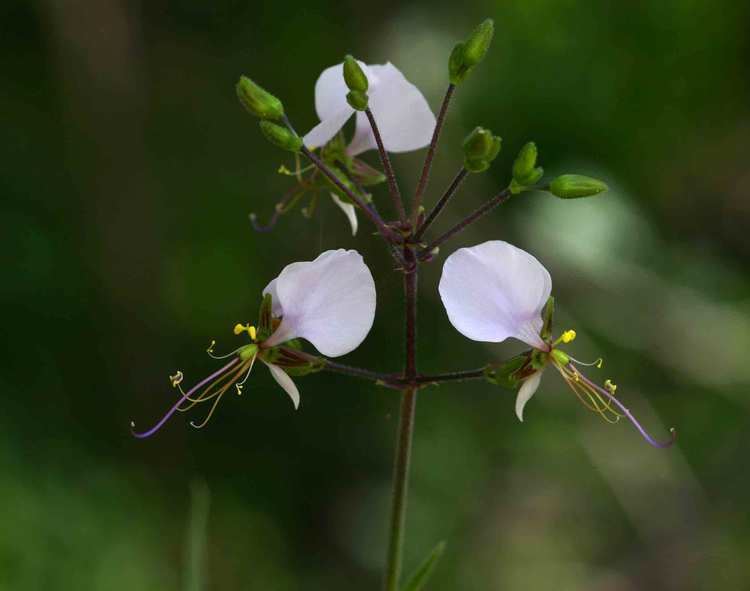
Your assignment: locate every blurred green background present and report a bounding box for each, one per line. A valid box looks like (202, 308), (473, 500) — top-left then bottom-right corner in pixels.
(3, 0), (749, 589)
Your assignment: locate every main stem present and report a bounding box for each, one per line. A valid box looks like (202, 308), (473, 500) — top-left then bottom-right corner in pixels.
(384, 247), (418, 591)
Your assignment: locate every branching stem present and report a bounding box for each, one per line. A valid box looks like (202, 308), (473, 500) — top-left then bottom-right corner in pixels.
(366, 108), (407, 224)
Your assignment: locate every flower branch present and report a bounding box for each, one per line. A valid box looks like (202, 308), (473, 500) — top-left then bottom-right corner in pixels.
(365, 107), (406, 223)
(414, 166), (468, 241)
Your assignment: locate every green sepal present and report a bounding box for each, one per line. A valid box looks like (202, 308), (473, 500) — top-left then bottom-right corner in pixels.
(262, 343), (325, 377)
(343, 55), (369, 92)
(463, 127), (501, 173)
(461, 19), (494, 67)
(484, 354), (530, 389)
(236, 76), (284, 120)
(448, 43), (469, 85)
(256, 293), (274, 342)
(541, 296), (555, 341)
(530, 349), (549, 371)
(346, 90), (369, 111)
(401, 542), (446, 591)
(320, 132), (352, 168)
(549, 174), (608, 199)
(259, 121), (303, 153)
(350, 158), (386, 186)
(512, 142), (538, 183)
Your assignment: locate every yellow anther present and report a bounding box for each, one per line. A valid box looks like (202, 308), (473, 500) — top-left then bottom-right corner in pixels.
(562, 330), (577, 344)
(595, 358), (603, 369)
(170, 370), (184, 388)
(233, 323), (246, 335)
(233, 323), (258, 341)
(604, 379), (617, 394)
(248, 325), (257, 341)
(207, 340), (216, 354)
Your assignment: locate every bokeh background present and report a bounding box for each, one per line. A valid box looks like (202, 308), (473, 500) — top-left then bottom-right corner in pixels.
(3, 0), (750, 589)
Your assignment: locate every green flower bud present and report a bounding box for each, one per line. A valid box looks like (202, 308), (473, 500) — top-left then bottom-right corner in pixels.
(346, 90), (369, 111)
(549, 174), (608, 199)
(259, 121), (302, 153)
(462, 18), (494, 67)
(236, 76), (284, 120)
(513, 142), (537, 182)
(448, 43), (468, 85)
(463, 127), (501, 173)
(343, 55), (369, 92)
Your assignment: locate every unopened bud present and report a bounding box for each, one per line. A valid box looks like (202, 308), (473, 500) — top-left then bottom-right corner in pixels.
(462, 19), (494, 67)
(512, 142), (537, 182)
(549, 174), (608, 199)
(463, 126), (501, 173)
(236, 76), (284, 120)
(448, 18), (494, 84)
(259, 121), (302, 153)
(346, 90), (369, 111)
(343, 55), (369, 92)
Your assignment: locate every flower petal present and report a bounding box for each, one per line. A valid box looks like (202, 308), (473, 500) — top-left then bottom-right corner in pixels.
(303, 107), (353, 150)
(438, 241), (551, 349)
(515, 371), (543, 422)
(264, 360), (300, 409)
(362, 63), (436, 153)
(330, 192), (358, 236)
(347, 111), (377, 156)
(262, 249), (376, 357)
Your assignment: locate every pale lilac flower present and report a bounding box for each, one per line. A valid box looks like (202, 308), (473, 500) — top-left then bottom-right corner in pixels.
(439, 240), (674, 447)
(303, 61), (436, 234)
(132, 249), (376, 437)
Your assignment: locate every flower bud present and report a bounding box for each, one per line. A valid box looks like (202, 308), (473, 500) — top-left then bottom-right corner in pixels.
(259, 121), (303, 153)
(448, 43), (468, 85)
(346, 90), (369, 111)
(549, 174), (608, 199)
(462, 19), (494, 67)
(236, 76), (284, 120)
(448, 18), (494, 84)
(463, 127), (501, 173)
(343, 55), (369, 92)
(512, 142), (537, 182)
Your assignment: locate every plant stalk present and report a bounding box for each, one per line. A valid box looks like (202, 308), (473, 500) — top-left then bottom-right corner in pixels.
(366, 108), (407, 223)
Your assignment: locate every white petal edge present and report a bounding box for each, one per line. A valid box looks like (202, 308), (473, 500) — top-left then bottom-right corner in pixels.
(330, 192), (358, 236)
(262, 249), (376, 357)
(264, 360), (300, 409)
(303, 107), (353, 150)
(515, 371), (543, 422)
(438, 241), (551, 350)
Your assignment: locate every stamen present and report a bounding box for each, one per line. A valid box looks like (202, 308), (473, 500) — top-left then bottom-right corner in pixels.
(131, 358), (239, 439)
(170, 371), (184, 388)
(568, 355), (604, 369)
(552, 329), (577, 347)
(233, 323), (258, 341)
(206, 341), (245, 360)
(604, 379), (617, 394)
(568, 364), (676, 448)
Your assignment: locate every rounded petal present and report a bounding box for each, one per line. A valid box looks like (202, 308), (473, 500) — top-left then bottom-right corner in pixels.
(364, 63), (436, 153)
(264, 361), (300, 409)
(438, 241), (551, 349)
(330, 192), (358, 236)
(262, 249), (376, 357)
(515, 371), (543, 422)
(303, 107), (353, 150)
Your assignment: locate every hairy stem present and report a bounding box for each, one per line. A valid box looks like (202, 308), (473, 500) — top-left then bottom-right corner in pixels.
(419, 188), (511, 259)
(414, 167), (468, 241)
(366, 108), (406, 224)
(411, 83), (456, 225)
(384, 247), (419, 591)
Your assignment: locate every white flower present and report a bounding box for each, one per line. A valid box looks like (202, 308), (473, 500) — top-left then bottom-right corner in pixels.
(303, 61), (436, 155)
(439, 240), (551, 420)
(302, 61), (436, 236)
(437, 240), (676, 447)
(261, 248), (376, 404)
(132, 249), (376, 437)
